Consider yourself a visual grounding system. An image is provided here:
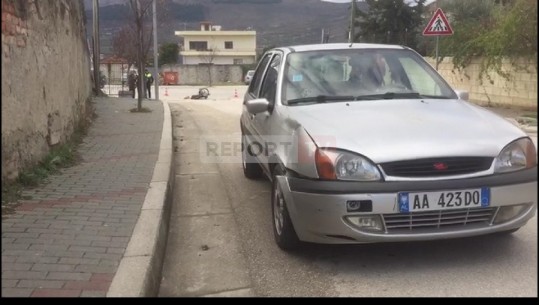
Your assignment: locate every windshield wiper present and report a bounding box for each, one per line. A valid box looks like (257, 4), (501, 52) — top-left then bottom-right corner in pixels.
(287, 95), (354, 105)
(355, 92), (424, 100)
(419, 94), (453, 99)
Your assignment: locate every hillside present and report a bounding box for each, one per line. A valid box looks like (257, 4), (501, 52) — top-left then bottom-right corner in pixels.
(203, 0), (359, 47)
(84, 0), (368, 54)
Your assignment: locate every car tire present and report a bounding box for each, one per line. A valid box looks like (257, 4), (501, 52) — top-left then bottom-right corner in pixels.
(241, 133), (263, 179)
(271, 167), (301, 251)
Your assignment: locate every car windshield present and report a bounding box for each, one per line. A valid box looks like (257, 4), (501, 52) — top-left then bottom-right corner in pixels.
(282, 48), (457, 105)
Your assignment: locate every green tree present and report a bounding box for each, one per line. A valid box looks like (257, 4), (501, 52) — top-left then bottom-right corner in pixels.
(355, 0), (426, 50)
(438, 0), (537, 82)
(158, 42), (179, 66)
(417, 0), (498, 58)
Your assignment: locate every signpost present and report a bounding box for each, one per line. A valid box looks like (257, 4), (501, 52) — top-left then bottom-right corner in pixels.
(422, 8), (453, 70)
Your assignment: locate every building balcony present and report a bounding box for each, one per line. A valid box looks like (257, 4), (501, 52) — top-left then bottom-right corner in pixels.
(175, 31), (256, 37)
(180, 50), (256, 57)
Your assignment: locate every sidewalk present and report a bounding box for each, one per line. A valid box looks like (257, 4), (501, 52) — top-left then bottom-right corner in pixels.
(1, 97), (171, 297)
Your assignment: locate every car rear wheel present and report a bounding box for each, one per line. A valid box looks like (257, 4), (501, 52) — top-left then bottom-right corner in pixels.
(271, 167), (300, 251)
(241, 133), (263, 179)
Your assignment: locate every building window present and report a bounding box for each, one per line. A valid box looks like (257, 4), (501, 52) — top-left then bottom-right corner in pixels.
(189, 41), (208, 51)
(225, 41), (233, 49)
(233, 59), (243, 64)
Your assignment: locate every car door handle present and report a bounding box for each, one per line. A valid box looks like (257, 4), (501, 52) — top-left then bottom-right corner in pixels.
(249, 114), (255, 120)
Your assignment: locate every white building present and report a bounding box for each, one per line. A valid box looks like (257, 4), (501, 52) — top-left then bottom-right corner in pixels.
(175, 22), (257, 65)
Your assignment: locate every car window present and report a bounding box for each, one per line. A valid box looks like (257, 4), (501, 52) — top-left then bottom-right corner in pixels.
(398, 57), (444, 96)
(248, 53), (273, 97)
(282, 49), (457, 104)
(259, 54), (282, 110)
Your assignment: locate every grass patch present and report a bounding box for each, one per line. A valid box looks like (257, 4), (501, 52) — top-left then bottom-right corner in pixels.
(16, 142), (81, 187)
(1, 125), (87, 209)
(2, 184), (23, 208)
(522, 112), (537, 119)
(130, 107), (152, 113)
(517, 117), (538, 126)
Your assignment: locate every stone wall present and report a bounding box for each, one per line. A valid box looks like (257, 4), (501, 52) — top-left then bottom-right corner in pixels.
(160, 64), (244, 85)
(425, 57), (537, 109)
(1, 0), (92, 182)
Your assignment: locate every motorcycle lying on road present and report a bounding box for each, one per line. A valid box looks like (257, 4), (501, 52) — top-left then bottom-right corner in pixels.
(186, 88), (210, 100)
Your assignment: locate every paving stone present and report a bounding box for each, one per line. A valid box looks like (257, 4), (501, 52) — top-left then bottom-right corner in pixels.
(17, 280), (65, 289)
(1, 288), (34, 297)
(31, 288), (82, 297)
(1, 279), (18, 288)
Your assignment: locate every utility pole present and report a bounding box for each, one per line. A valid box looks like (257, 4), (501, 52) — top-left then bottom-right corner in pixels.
(136, 0), (145, 103)
(320, 0), (356, 43)
(349, 0), (356, 43)
(92, 0), (100, 93)
(152, 0), (159, 100)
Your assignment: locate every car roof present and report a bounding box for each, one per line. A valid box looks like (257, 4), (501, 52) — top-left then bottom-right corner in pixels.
(274, 43), (406, 53)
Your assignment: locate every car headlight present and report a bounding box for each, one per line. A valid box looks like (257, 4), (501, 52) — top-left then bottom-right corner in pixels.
(494, 138), (537, 173)
(315, 148), (381, 181)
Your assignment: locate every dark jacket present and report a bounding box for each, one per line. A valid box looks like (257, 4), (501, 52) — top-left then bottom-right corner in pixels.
(128, 73), (137, 90)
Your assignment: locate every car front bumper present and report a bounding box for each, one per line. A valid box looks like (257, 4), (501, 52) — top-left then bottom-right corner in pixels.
(277, 168), (538, 244)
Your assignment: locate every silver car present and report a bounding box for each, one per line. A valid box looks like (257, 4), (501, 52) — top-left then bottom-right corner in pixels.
(240, 43), (537, 251)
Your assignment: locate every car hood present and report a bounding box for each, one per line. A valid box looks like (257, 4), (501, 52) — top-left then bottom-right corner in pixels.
(286, 99), (526, 163)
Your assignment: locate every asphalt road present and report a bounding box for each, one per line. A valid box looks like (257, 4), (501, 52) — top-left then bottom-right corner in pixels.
(157, 86), (537, 297)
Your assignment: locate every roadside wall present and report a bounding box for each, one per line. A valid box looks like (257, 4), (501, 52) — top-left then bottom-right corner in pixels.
(160, 64), (243, 85)
(1, 0), (92, 182)
(425, 57), (537, 109)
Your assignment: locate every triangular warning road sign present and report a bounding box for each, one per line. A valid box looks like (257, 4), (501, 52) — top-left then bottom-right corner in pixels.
(423, 8), (453, 36)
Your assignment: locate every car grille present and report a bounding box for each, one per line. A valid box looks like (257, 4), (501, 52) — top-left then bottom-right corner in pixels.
(382, 207), (497, 233)
(380, 157), (493, 177)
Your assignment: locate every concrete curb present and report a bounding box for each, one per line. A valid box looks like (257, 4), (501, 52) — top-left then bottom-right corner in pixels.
(107, 100), (174, 297)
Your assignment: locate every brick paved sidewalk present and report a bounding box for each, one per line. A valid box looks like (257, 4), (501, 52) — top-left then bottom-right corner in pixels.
(1, 97), (164, 297)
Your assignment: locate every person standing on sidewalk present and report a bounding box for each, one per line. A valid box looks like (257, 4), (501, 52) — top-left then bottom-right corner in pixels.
(145, 69), (154, 99)
(128, 71), (138, 99)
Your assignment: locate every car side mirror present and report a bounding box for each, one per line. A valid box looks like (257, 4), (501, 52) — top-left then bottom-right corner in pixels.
(455, 90), (469, 101)
(245, 98), (270, 114)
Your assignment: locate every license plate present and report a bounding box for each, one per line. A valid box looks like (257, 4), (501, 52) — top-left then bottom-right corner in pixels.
(398, 187), (490, 213)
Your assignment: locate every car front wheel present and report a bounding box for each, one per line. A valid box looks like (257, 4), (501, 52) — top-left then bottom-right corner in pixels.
(271, 167), (300, 251)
